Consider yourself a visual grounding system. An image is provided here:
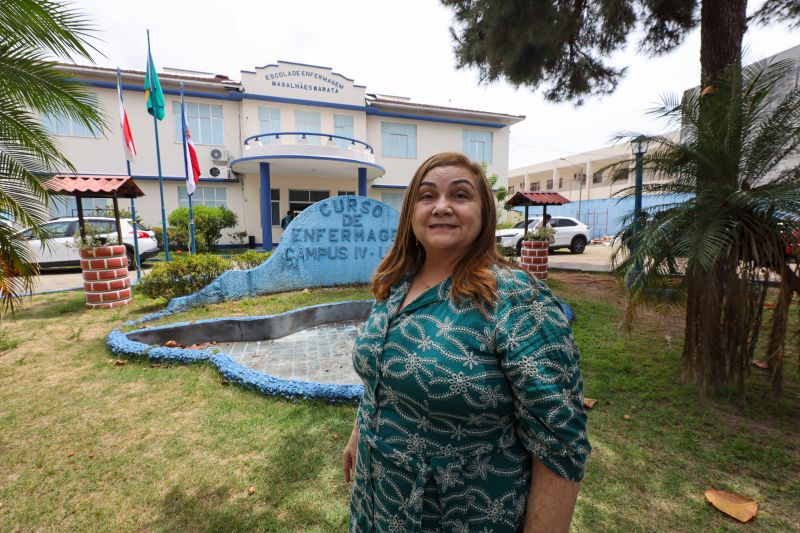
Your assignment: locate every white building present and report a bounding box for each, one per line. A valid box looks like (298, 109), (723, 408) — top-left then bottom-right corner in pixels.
(46, 61), (523, 249)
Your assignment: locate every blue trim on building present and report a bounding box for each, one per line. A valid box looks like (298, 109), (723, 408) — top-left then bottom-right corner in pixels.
(259, 162), (272, 252)
(75, 79), (510, 128)
(358, 167), (367, 196)
(243, 131), (374, 153)
(370, 183), (408, 189)
(366, 107), (505, 128)
(240, 92), (366, 111)
(75, 79), (242, 101)
(231, 154), (385, 173)
(133, 175), (240, 183)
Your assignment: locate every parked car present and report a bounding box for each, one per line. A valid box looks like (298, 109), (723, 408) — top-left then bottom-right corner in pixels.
(15, 217), (159, 269)
(496, 216), (590, 255)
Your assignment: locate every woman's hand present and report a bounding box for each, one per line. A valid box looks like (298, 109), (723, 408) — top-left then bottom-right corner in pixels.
(342, 424), (359, 483)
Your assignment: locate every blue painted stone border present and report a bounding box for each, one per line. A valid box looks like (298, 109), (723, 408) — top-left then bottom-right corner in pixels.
(107, 302), (367, 403)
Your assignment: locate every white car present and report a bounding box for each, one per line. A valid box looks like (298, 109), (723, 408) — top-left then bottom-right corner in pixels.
(16, 217), (159, 269)
(496, 216), (590, 255)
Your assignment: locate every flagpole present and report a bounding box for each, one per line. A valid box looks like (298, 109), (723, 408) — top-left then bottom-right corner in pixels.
(147, 29), (170, 261)
(180, 82), (197, 254)
(117, 67), (142, 282)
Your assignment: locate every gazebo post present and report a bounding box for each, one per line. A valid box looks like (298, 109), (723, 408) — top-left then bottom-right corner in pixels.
(524, 205), (530, 235)
(75, 193), (87, 241)
(112, 193), (123, 245)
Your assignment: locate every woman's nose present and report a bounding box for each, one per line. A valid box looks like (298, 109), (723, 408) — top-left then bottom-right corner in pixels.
(432, 197), (452, 215)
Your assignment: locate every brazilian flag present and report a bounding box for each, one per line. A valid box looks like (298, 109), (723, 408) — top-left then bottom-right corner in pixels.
(144, 52), (165, 120)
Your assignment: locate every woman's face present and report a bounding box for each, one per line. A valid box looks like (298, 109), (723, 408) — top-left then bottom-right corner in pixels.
(411, 165), (483, 262)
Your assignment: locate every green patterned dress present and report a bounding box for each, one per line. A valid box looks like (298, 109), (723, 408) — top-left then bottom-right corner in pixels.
(349, 266), (591, 533)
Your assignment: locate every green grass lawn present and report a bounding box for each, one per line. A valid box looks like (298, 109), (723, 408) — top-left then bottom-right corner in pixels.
(0, 273), (797, 531)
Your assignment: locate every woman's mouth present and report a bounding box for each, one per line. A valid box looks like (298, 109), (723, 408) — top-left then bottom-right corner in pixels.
(429, 224), (457, 229)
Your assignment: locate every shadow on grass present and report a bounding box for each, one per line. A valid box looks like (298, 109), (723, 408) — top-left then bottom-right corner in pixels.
(17, 292), (86, 320)
(144, 420), (347, 532)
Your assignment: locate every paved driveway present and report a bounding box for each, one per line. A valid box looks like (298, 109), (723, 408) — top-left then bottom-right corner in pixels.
(547, 244), (613, 272)
(31, 245), (613, 294)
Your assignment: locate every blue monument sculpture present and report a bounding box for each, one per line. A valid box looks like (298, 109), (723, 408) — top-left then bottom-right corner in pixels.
(166, 196), (399, 313)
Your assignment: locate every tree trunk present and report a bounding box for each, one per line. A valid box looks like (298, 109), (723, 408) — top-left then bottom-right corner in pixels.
(682, 0), (749, 395)
(766, 265), (793, 395)
(700, 0), (748, 87)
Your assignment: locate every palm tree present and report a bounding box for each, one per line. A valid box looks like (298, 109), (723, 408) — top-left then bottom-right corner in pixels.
(0, 0), (105, 314)
(609, 58), (800, 396)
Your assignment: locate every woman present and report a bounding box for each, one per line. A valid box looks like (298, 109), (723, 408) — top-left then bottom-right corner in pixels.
(343, 152), (591, 532)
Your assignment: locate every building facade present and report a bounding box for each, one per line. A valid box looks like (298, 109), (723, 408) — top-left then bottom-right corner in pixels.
(47, 61), (523, 248)
(507, 140), (675, 239)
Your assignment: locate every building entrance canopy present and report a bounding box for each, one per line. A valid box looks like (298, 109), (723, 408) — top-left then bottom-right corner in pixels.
(230, 131), (385, 180)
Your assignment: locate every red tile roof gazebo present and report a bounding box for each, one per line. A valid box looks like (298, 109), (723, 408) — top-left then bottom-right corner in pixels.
(42, 175), (144, 244)
(504, 191), (571, 234)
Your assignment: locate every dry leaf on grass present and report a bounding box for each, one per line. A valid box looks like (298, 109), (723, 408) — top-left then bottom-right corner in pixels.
(331, 432), (340, 441)
(704, 488), (758, 523)
(247, 486), (256, 495)
(583, 398), (599, 409)
(623, 414), (632, 420)
(220, 380), (230, 386)
(67, 451), (75, 457)
(187, 342), (214, 350)
(114, 360), (127, 366)
(751, 359), (768, 369)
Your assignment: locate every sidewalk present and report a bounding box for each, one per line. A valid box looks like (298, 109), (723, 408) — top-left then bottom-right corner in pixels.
(33, 267), (148, 293)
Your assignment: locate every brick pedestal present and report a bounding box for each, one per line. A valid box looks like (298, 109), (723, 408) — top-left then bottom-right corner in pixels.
(80, 245), (132, 309)
(520, 240), (549, 281)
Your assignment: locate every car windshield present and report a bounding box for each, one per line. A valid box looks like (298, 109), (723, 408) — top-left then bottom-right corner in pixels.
(513, 219), (540, 229)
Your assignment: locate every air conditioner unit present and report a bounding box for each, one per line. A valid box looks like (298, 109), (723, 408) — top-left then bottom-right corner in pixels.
(210, 148), (230, 163)
(208, 166), (229, 179)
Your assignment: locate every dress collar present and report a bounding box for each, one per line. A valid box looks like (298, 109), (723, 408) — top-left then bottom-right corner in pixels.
(387, 273), (452, 318)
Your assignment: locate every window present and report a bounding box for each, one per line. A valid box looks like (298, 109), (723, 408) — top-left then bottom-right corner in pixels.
(338, 190), (356, 196)
(178, 186), (227, 208)
(271, 189), (281, 226)
(558, 177), (564, 189)
(40, 112), (97, 138)
(508, 185), (515, 195)
(295, 110), (321, 145)
(462, 130), (493, 163)
(289, 189), (329, 212)
(258, 107), (281, 144)
(334, 114), (354, 148)
(50, 197), (109, 218)
(381, 192), (404, 212)
(85, 220), (118, 236)
(37, 220), (74, 239)
(546, 179), (554, 190)
(172, 102), (224, 145)
(529, 182), (540, 192)
(381, 122), (416, 158)
(592, 171), (604, 184)
(556, 218), (577, 227)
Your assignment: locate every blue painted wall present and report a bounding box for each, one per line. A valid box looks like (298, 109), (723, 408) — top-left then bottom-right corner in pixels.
(521, 194), (690, 238)
(167, 196), (399, 313)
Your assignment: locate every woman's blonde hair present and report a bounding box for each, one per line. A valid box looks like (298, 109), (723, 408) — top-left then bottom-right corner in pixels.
(372, 151), (515, 309)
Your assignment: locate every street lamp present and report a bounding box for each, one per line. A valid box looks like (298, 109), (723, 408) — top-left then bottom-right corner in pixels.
(631, 135), (649, 221)
(629, 135), (649, 286)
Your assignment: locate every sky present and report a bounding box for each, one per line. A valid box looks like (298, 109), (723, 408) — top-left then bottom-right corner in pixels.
(70, 0), (798, 168)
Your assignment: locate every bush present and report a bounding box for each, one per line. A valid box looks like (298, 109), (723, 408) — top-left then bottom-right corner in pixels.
(152, 226), (208, 253)
(231, 250), (271, 270)
(137, 253), (231, 300)
(168, 206), (238, 250)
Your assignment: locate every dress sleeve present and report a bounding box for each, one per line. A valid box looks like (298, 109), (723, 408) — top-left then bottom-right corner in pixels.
(494, 271), (591, 481)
